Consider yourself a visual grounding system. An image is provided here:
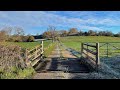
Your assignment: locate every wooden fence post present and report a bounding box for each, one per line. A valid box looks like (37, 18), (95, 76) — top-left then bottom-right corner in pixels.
(81, 43), (83, 57)
(41, 40), (43, 54)
(107, 43), (109, 58)
(35, 46), (37, 57)
(96, 43), (100, 65)
(25, 49), (29, 65)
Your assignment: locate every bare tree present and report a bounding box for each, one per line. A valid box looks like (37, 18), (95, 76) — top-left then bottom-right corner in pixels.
(60, 30), (68, 37)
(14, 27), (25, 36)
(68, 28), (79, 36)
(0, 27), (13, 41)
(47, 26), (58, 42)
(12, 27), (25, 42)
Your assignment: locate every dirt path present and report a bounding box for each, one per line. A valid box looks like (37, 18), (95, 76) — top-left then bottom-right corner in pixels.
(33, 43), (90, 79)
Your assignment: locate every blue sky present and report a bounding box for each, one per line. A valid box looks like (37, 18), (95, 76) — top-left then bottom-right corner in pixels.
(0, 11), (120, 35)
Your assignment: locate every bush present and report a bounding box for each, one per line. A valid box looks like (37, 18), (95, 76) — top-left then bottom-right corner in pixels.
(0, 45), (35, 79)
(27, 36), (35, 42)
(6, 35), (35, 42)
(21, 36), (29, 42)
(7, 37), (15, 42)
(0, 30), (7, 42)
(0, 45), (26, 70)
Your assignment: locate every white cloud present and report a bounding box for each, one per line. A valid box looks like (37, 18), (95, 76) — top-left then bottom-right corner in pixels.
(0, 11), (120, 34)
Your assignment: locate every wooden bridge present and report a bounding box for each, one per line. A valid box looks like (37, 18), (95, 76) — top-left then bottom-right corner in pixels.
(21, 41), (101, 79)
(23, 41), (101, 79)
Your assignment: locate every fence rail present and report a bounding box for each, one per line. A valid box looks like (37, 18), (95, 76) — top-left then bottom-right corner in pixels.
(22, 41), (44, 66)
(81, 43), (100, 70)
(23, 41), (55, 66)
(99, 42), (120, 57)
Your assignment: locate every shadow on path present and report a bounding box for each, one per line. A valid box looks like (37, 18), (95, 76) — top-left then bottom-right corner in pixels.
(35, 57), (90, 73)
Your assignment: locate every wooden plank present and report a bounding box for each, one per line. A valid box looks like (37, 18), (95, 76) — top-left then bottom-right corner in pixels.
(82, 58), (97, 70)
(82, 51), (96, 62)
(27, 48), (36, 53)
(83, 49), (96, 59)
(83, 43), (97, 48)
(31, 57), (41, 66)
(83, 47), (97, 55)
(28, 54), (41, 61)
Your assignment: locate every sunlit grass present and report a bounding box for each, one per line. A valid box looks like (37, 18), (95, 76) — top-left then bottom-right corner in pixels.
(0, 40), (52, 50)
(60, 36), (120, 57)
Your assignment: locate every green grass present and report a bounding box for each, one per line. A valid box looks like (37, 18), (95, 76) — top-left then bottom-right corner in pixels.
(43, 40), (52, 48)
(60, 36), (120, 42)
(43, 42), (56, 57)
(60, 36), (120, 57)
(0, 42), (40, 49)
(0, 40), (52, 50)
(0, 66), (35, 79)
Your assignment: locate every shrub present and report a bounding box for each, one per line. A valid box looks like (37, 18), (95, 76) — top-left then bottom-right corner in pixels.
(0, 45), (35, 79)
(0, 45), (26, 70)
(0, 30), (7, 42)
(27, 36), (35, 42)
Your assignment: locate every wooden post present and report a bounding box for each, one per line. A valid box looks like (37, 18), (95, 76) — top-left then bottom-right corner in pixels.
(81, 43), (83, 57)
(107, 43), (109, 58)
(87, 43), (88, 59)
(35, 46), (38, 57)
(41, 40), (43, 54)
(96, 43), (100, 65)
(25, 49), (29, 65)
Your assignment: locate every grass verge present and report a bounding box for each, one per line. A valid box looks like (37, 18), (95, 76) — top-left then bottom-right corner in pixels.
(0, 66), (35, 79)
(43, 42), (56, 57)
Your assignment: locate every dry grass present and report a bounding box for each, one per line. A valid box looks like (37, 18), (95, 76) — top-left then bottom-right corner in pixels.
(0, 45), (35, 79)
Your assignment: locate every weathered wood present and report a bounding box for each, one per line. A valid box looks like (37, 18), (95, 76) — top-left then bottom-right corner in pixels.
(22, 41), (44, 66)
(83, 47), (97, 55)
(41, 40), (43, 54)
(81, 43), (83, 57)
(31, 56), (41, 66)
(96, 43), (100, 65)
(81, 42), (100, 70)
(83, 43), (97, 48)
(82, 51), (96, 61)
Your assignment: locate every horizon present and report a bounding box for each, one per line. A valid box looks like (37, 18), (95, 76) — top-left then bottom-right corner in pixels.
(0, 11), (120, 35)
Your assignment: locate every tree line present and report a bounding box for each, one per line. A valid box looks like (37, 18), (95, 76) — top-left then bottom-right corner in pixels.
(1, 26), (120, 42)
(0, 27), (35, 42)
(42, 27), (120, 40)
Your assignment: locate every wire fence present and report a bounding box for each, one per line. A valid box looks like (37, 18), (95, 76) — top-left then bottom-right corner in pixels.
(99, 42), (120, 58)
(82, 42), (120, 58)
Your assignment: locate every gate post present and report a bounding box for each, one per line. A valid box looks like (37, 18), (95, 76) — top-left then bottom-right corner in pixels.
(96, 43), (100, 65)
(25, 49), (30, 66)
(41, 40), (43, 54)
(81, 43), (83, 57)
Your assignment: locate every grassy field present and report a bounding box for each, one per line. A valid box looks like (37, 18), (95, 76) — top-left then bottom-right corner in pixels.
(0, 40), (52, 50)
(60, 36), (120, 43)
(43, 40), (52, 49)
(60, 36), (120, 57)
